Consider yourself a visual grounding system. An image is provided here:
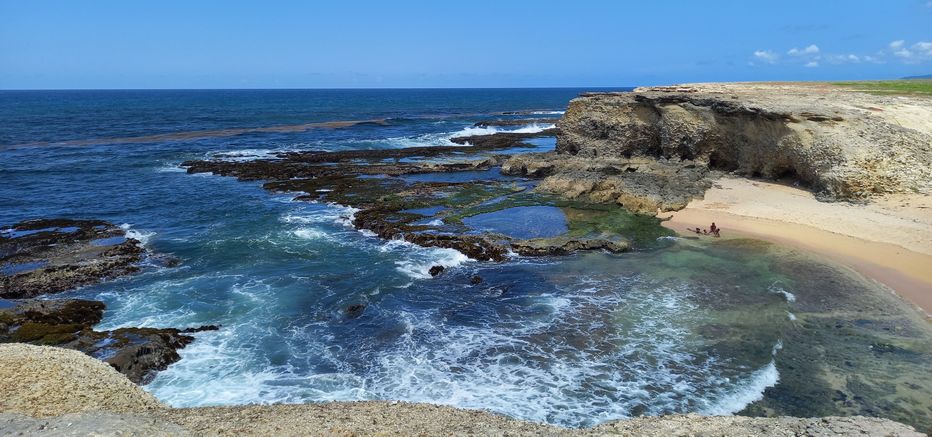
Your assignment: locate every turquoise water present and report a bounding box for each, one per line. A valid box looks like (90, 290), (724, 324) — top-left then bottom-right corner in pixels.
(2, 89), (929, 429)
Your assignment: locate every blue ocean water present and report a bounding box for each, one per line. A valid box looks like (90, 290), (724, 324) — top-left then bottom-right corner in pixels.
(0, 89), (792, 427)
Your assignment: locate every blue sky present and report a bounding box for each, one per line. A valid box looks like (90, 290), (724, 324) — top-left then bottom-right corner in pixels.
(1, 1), (930, 89)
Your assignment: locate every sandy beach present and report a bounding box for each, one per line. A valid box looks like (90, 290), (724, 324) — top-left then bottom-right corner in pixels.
(660, 176), (932, 316)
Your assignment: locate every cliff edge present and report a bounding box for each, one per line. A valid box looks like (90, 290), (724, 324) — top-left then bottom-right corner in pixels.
(504, 82), (932, 213)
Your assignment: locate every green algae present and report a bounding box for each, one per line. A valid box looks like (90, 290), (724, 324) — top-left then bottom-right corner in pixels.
(10, 322), (83, 345)
(558, 203), (673, 248)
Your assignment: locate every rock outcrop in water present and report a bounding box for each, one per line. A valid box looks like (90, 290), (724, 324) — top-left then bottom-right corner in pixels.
(0, 218), (211, 383)
(0, 219), (148, 298)
(184, 128), (653, 261)
(504, 83), (932, 213)
(0, 299), (209, 384)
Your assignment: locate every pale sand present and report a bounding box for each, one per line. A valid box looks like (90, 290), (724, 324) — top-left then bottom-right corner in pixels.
(660, 176), (932, 316)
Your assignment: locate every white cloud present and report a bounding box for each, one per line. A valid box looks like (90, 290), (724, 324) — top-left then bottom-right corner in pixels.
(827, 54), (862, 64)
(753, 50), (779, 64)
(888, 40), (932, 62)
(788, 44), (820, 56)
(914, 41), (932, 57)
(751, 40), (929, 68)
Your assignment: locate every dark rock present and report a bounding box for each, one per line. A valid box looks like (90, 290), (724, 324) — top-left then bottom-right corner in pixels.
(344, 304), (366, 319)
(511, 236), (630, 256)
(428, 265), (445, 277)
(470, 275), (483, 285)
(180, 324), (221, 333)
(0, 298), (200, 384)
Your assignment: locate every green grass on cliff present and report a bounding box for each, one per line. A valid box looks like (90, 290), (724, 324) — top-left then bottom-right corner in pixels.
(832, 79), (932, 95)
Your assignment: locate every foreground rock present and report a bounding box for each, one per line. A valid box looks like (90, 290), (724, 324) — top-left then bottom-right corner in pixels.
(0, 413), (189, 437)
(0, 344), (164, 417)
(0, 344), (923, 436)
(505, 82), (932, 213)
(0, 219), (147, 298)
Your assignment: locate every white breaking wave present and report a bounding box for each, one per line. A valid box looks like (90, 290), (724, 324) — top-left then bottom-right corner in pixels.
(530, 110), (565, 115)
(379, 239), (470, 279)
(120, 223), (155, 246)
(351, 123), (556, 150)
(292, 228), (328, 240)
(281, 204), (358, 228)
(155, 164), (186, 173)
(206, 149), (280, 162)
(202, 123), (556, 163)
(699, 360), (780, 416)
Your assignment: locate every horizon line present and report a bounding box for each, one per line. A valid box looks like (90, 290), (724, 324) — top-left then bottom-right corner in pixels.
(0, 86), (639, 92)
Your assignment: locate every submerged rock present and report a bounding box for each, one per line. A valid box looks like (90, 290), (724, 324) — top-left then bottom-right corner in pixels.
(344, 304), (366, 319)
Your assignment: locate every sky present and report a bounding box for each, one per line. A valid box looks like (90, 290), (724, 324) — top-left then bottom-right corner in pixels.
(1, 0), (931, 89)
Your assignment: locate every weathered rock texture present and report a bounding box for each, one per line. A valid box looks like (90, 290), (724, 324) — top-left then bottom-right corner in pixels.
(503, 153), (714, 213)
(506, 83), (932, 213)
(0, 344), (165, 418)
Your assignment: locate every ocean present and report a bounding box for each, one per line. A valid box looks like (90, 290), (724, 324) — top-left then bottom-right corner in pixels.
(2, 89), (929, 429)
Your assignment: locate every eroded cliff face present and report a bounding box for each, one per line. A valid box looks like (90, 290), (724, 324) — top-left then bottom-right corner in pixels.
(505, 83), (932, 213)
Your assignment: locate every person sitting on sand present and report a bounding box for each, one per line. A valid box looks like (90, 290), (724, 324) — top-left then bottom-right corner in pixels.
(691, 227), (703, 234)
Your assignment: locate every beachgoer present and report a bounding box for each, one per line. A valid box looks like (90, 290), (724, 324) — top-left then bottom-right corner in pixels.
(710, 222), (718, 233)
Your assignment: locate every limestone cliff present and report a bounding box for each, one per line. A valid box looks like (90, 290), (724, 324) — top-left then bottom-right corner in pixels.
(504, 83), (932, 213)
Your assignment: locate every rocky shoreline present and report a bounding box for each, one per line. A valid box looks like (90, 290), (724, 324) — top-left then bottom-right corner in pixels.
(2, 82), (931, 435)
(0, 219), (216, 383)
(183, 126), (651, 262)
